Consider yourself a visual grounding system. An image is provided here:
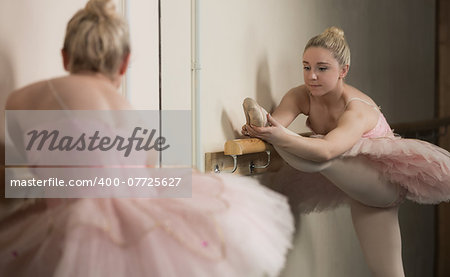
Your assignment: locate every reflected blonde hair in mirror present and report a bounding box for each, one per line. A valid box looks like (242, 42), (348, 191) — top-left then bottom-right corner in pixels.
(304, 26), (351, 67)
(63, 0), (130, 77)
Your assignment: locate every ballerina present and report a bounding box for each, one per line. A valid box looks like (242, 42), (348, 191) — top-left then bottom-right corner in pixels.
(0, 1), (294, 276)
(243, 27), (450, 277)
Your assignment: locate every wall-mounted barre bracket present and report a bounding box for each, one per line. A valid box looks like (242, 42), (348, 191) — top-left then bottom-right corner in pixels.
(214, 155), (238, 173)
(208, 138), (274, 175)
(249, 150), (271, 174)
(206, 133), (312, 174)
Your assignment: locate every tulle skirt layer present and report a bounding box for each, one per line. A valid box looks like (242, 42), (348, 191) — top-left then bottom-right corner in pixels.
(0, 173), (294, 277)
(343, 136), (450, 204)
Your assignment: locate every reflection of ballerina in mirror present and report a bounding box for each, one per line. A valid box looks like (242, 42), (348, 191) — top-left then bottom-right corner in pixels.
(0, 1), (294, 276)
(243, 27), (450, 277)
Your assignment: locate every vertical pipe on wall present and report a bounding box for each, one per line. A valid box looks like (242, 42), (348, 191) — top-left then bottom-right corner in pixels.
(191, 0), (202, 170)
(158, 0), (163, 167)
(158, 0), (162, 112)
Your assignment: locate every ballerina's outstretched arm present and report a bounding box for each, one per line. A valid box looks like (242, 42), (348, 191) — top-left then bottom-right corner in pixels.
(245, 107), (402, 208)
(246, 107), (374, 162)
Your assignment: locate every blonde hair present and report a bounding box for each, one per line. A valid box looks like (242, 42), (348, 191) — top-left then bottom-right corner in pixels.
(304, 27), (350, 66)
(63, 0), (130, 77)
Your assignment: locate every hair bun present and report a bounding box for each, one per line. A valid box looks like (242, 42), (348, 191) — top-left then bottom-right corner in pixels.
(324, 26), (345, 38)
(85, 0), (116, 17)
(304, 26), (350, 66)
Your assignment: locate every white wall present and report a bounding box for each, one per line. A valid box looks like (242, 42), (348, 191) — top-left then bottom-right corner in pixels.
(198, 0), (435, 276)
(126, 0), (159, 110)
(0, 0), (89, 144)
(161, 0), (191, 110)
(0, 1), (89, 89)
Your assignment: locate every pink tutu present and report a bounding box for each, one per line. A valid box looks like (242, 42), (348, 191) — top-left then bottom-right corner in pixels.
(268, 135), (450, 213)
(268, 110), (450, 212)
(343, 136), (450, 204)
(341, 108), (450, 204)
(0, 173), (294, 277)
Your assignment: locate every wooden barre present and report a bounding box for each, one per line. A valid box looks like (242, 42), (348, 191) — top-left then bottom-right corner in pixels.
(224, 138), (269, 155)
(224, 132), (315, 156)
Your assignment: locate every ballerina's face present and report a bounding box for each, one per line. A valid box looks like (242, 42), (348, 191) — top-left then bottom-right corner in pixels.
(302, 47), (347, 96)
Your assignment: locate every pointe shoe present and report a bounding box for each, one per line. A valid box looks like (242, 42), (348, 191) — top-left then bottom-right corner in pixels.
(242, 98), (268, 127)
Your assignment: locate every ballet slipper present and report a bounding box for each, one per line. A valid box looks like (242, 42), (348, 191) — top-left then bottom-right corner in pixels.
(242, 98), (268, 127)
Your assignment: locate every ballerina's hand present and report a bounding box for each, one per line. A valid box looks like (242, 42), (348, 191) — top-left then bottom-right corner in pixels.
(246, 114), (287, 145)
(241, 124), (250, 136)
